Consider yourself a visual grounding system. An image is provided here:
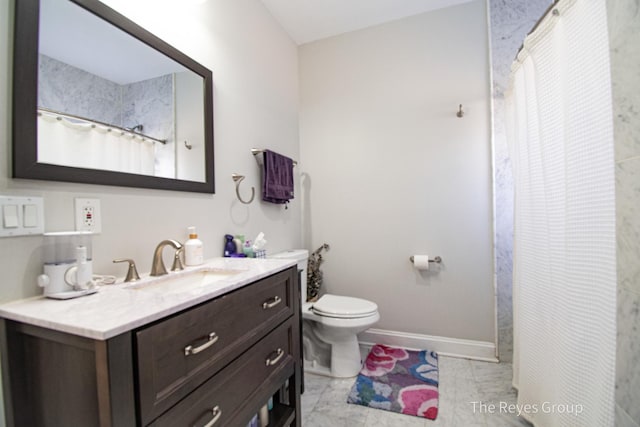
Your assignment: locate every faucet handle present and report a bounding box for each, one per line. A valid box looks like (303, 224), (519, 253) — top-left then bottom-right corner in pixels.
(171, 249), (184, 272)
(113, 258), (141, 282)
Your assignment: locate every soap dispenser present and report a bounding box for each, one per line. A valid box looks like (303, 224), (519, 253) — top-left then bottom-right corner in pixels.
(184, 226), (204, 266)
(224, 234), (235, 257)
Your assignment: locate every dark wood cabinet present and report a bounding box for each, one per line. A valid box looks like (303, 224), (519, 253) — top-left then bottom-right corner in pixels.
(150, 317), (297, 427)
(0, 267), (301, 427)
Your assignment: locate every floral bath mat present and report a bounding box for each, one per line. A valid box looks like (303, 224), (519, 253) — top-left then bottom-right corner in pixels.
(347, 344), (439, 420)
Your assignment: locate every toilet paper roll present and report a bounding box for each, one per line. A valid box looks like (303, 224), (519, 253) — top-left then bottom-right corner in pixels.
(412, 255), (430, 270)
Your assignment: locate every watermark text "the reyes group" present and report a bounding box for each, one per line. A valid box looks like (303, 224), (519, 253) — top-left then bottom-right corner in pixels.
(471, 401), (584, 417)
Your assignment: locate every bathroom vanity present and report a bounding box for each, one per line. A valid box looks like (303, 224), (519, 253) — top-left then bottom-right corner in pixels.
(0, 259), (301, 427)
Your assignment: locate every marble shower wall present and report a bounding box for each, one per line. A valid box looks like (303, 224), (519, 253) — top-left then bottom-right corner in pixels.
(38, 54), (122, 125)
(487, 0), (551, 362)
(607, 0), (640, 426)
(38, 55), (174, 140)
(122, 75), (173, 142)
(122, 75), (176, 178)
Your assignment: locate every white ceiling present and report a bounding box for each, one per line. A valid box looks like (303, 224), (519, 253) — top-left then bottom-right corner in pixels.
(40, 0), (475, 83)
(260, 0), (475, 45)
(40, 0), (188, 85)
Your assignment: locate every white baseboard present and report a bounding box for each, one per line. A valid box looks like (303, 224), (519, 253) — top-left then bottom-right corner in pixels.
(358, 328), (498, 362)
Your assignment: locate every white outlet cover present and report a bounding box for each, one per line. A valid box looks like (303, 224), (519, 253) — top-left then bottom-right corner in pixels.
(75, 198), (102, 234)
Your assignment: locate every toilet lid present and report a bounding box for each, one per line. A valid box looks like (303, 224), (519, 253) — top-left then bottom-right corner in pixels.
(311, 294), (378, 318)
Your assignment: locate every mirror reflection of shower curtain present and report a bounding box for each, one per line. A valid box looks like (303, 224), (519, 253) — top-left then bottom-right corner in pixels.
(505, 0), (616, 426)
(37, 113), (155, 176)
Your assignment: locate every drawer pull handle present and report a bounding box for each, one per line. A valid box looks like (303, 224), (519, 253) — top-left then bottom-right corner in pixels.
(184, 332), (219, 356)
(200, 405), (222, 427)
(262, 296), (282, 309)
(265, 348), (285, 366)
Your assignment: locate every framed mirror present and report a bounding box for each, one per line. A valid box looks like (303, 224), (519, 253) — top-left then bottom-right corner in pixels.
(13, 0), (215, 193)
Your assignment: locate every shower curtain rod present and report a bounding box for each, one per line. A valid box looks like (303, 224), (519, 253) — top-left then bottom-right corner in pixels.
(514, 0), (560, 61)
(37, 107), (167, 145)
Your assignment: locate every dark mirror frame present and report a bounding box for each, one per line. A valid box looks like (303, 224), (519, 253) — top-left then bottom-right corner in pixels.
(12, 0), (215, 193)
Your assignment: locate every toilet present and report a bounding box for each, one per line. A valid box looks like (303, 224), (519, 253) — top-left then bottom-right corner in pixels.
(272, 250), (380, 378)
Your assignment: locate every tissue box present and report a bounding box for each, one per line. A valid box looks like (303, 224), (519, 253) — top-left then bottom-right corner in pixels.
(254, 249), (266, 259)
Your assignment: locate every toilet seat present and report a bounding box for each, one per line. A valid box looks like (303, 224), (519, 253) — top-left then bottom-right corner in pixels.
(311, 294), (378, 319)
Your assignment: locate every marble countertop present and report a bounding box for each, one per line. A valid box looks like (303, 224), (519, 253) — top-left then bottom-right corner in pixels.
(0, 257), (297, 340)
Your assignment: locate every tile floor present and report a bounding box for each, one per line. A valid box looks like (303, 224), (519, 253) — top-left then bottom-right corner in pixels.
(300, 356), (533, 426)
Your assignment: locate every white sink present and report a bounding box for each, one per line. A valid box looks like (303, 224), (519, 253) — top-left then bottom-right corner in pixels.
(125, 268), (245, 295)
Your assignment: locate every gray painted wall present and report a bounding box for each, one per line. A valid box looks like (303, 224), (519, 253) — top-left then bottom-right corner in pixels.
(0, 0), (301, 303)
(300, 1), (495, 344)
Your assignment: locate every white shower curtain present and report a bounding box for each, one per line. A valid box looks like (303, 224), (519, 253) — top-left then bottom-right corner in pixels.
(37, 111), (156, 176)
(505, 0), (616, 426)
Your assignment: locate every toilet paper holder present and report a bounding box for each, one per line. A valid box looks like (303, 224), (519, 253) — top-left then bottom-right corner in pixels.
(409, 255), (442, 264)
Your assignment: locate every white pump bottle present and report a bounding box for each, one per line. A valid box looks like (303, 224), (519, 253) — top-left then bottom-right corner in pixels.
(184, 226), (204, 266)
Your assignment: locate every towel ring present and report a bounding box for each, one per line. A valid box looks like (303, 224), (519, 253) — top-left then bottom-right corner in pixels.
(231, 174), (255, 204)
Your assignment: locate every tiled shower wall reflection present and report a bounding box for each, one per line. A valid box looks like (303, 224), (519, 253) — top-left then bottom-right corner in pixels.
(38, 54), (176, 178)
(38, 54), (173, 142)
(487, 0), (551, 362)
(39, 54), (122, 124)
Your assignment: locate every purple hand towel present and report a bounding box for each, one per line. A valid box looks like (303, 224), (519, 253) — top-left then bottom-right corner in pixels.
(262, 149), (294, 205)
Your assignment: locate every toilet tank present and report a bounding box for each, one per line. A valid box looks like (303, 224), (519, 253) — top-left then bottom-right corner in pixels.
(271, 250), (308, 294)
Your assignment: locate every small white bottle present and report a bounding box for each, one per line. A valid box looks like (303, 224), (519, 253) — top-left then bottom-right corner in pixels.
(258, 404), (269, 426)
(184, 226), (204, 266)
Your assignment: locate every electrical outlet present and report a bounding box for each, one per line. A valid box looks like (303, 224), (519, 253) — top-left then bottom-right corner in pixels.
(75, 198), (101, 233)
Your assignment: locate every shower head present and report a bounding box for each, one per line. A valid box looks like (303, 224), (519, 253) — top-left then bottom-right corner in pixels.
(128, 124), (144, 132)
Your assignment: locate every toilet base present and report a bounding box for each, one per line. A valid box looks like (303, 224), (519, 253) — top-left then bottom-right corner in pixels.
(329, 336), (363, 378)
(303, 359), (332, 377)
(302, 334), (365, 378)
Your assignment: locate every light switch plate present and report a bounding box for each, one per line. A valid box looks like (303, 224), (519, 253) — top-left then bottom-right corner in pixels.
(0, 196), (44, 237)
(75, 198), (102, 234)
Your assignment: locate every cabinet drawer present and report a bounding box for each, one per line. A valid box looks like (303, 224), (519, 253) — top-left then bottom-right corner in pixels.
(137, 268), (296, 425)
(149, 317), (296, 427)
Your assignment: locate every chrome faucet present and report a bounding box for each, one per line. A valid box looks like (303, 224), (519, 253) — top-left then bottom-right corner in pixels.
(150, 239), (184, 276)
